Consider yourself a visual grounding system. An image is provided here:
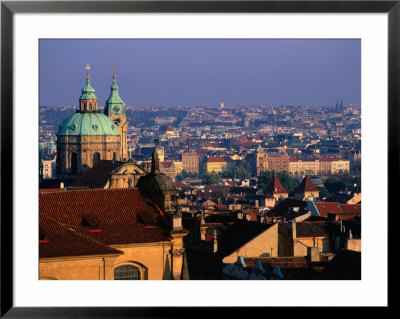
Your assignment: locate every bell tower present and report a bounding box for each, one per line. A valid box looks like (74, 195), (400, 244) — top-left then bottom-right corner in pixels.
(78, 64), (98, 113)
(105, 68), (128, 161)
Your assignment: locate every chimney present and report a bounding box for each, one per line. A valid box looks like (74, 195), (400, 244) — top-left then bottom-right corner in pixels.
(200, 226), (206, 241)
(213, 229), (218, 253)
(292, 221), (297, 240)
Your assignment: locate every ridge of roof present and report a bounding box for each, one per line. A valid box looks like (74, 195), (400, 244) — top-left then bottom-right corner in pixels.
(265, 176), (288, 195)
(295, 175), (319, 193)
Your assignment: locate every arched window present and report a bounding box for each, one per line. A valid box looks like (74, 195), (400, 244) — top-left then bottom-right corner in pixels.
(114, 265), (140, 280)
(89, 103), (92, 111)
(93, 152), (100, 166)
(71, 152), (78, 174)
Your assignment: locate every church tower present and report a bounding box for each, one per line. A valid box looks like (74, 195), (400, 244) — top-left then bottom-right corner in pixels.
(105, 68), (128, 161)
(154, 130), (165, 162)
(56, 65), (121, 179)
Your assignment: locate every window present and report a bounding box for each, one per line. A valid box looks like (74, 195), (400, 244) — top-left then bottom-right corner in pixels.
(71, 152), (78, 174)
(114, 265), (140, 280)
(93, 152), (100, 166)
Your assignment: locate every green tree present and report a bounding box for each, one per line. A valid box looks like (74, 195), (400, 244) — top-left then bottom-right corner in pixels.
(318, 186), (331, 200)
(323, 176), (344, 194)
(220, 166), (251, 180)
(234, 166), (251, 180)
(257, 170), (298, 196)
(276, 171), (298, 196)
(257, 170), (275, 191)
(239, 160), (253, 177)
(324, 175), (361, 195)
(202, 172), (221, 185)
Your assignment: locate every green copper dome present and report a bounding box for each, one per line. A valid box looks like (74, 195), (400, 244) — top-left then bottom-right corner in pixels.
(105, 77), (125, 115)
(80, 79), (97, 100)
(57, 112), (120, 136)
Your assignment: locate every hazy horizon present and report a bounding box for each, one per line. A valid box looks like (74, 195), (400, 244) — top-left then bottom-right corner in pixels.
(40, 39), (361, 108)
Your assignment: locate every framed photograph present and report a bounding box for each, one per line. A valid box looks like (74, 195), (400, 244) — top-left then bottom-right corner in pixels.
(1, 0), (394, 316)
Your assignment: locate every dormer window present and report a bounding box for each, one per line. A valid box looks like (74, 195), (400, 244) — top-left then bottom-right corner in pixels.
(82, 213), (101, 231)
(39, 225), (49, 243)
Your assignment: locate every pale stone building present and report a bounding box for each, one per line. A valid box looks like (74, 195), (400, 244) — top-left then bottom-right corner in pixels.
(182, 152), (199, 174)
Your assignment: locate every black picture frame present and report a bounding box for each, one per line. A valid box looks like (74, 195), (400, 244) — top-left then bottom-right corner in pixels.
(1, 0), (394, 317)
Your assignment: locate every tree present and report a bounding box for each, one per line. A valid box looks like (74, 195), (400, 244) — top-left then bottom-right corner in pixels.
(318, 186), (331, 200)
(257, 170), (275, 191)
(202, 172), (221, 185)
(257, 170), (298, 196)
(323, 175), (361, 195)
(324, 176), (344, 194)
(276, 171), (298, 196)
(239, 159), (253, 176)
(234, 166), (251, 180)
(221, 166), (251, 181)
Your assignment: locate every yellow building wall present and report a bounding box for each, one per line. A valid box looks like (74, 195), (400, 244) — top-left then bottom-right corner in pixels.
(39, 241), (184, 280)
(346, 239), (361, 252)
(294, 237), (331, 255)
(206, 162), (227, 173)
(39, 255), (118, 280)
(223, 223), (278, 263)
(173, 161), (183, 175)
(111, 242), (173, 280)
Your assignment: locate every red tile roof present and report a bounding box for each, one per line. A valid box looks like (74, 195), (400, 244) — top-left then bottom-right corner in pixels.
(339, 204), (361, 220)
(40, 215), (122, 259)
(206, 156), (226, 163)
(315, 202), (341, 217)
(174, 182), (189, 189)
(317, 156), (346, 161)
(265, 176), (288, 195)
(161, 161), (174, 168)
(295, 175), (319, 193)
(39, 189), (172, 255)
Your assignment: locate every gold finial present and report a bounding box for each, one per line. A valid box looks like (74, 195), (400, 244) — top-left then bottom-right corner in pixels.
(112, 67), (117, 79)
(128, 146), (134, 158)
(85, 64), (91, 80)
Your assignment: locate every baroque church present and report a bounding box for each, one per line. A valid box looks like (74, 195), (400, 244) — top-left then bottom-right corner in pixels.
(39, 66), (189, 280)
(56, 66), (128, 179)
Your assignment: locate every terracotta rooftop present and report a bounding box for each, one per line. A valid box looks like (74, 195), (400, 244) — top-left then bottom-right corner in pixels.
(340, 204), (361, 220)
(315, 202), (342, 217)
(40, 215), (122, 259)
(265, 176), (288, 195)
(295, 175), (319, 193)
(206, 156), (226, 163)
(39, 189), (172, 258)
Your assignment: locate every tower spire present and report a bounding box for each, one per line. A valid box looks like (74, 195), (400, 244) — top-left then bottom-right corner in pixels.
(151, 149), (160, 174)
(79, 64), (98, 112)
(86, 64), (91, 80)
(105, 67), (125, 116)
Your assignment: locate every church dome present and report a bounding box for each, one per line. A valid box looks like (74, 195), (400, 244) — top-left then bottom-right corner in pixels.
(57, 112), (120, 136)
(137, 172), (176, 194)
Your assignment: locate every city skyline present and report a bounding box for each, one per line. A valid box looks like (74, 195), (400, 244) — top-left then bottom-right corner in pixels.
(39, 39), (361, 108)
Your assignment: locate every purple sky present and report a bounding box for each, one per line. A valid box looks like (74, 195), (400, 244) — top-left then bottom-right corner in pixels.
(39, 39), (360, 107)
